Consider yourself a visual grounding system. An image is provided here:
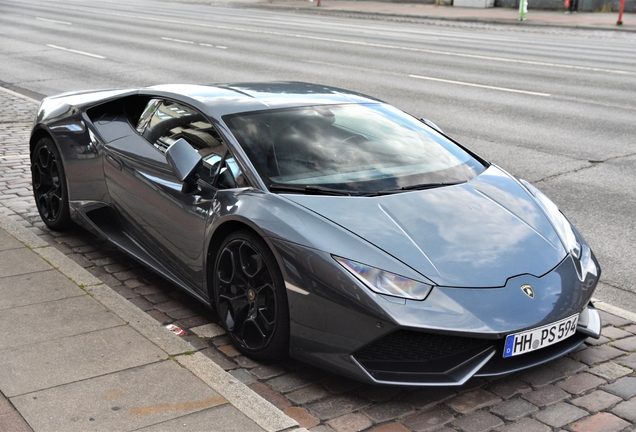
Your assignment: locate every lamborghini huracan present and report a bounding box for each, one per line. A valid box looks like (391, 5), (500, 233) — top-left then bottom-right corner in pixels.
(30, 82), (602, 385)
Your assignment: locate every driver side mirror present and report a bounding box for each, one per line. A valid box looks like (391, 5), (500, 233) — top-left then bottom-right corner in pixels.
(166, 138), (202, 194)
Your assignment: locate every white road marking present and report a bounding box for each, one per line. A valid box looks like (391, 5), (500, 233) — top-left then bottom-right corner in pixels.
(409, 74), (551, 97)
(199, 43), (228, 49)
(36, 17), (71, 25)
(46, 44), (106, 59)
(161, 37), (195, 44)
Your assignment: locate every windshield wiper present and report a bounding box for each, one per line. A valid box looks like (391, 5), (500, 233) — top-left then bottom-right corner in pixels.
(377, 181), (466, 195)
(269, 184), (358, 196)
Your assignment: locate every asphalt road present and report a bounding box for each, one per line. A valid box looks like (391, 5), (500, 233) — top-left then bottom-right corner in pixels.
(1, 0), (635, 311)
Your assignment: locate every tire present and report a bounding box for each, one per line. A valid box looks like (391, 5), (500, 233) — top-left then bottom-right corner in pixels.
(31, 137), (73, 230)
(213, 230), (289, 360)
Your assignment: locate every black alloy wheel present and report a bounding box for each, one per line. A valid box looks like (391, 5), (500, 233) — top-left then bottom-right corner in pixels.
(213, 230), (289, 360)
(31, 137), (72, 230)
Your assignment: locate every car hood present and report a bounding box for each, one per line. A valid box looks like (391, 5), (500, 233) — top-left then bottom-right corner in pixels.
(282, 166), (567, 288)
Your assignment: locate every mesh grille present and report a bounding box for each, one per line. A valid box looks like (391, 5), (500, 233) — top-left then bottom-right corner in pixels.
(354, 330), (490, 363)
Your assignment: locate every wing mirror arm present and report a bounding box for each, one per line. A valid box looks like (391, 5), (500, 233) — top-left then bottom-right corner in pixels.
(166, 138), (203, 194)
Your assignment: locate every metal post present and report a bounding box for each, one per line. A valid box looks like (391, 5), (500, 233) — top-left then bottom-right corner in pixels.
(617, 0), (625, 25)
(519, 0), (528, 21)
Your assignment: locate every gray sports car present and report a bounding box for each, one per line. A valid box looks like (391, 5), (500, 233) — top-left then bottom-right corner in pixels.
(30, 82), (602, 386)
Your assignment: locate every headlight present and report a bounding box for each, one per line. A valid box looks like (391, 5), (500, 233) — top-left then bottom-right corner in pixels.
(334, 257), (433, 301)
(520, 180), (582, 259)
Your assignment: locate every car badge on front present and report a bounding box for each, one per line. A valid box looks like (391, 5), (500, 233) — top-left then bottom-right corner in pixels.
(521, 284), (535, 299)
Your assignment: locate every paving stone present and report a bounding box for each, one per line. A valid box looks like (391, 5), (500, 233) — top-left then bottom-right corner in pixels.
(599, 311), (632, 328)
(145, 309), (172, 325)
(229, 368), (256, 385)
(210, 335), (231, 347)
(134, 285), (164, 296)
(363, 401), (414, 423)
(189, 323), (225, 339)
(522, 385), (570, 407)
(624, 324), (636, 334)
(307, 395), (371, 421)
(588, 362), (632, 381)
(496, 417), (550, 432)
(155, 299), (187, 313)
(571, 390), (623, 413)
(611, 398), (636, 422)
(616, 354), (636, 371)
(549, 357), (587, 374)
(246, 363), (286, 381)
(123, 278), (145, 288)
(452, 410), (503, 432)
(286, 384), (331, 405)
(112, 285), (136, 299)
(519, 365), (566, 388)
(446, 389), (501, 414)
(234, 355), (261, 369)
(129, 296), (154, 311)
(268, 371), (323, 393)
(180, 335), (207, 350)
(402, 407), (455, 432)
(327, 413), (372, 432)
(309, 426), (336, 432)
(572, 345), (624, 365)
(166, 307), (198, 320)
(490, 397), (538, 421)
(400, 388), (455, 410)
(602, 326), (633, 340)
(357, 385), (402, 403)
(321, 377), (364, 394)
(248, 381), (291, 410)
(284, 406), (320, 429)
(367, 422), (410, 432)
(143, 293), (171, 304)
(557, 372), (606, 395)
(175, 314), (213, 329)
(489, 379), (532, 400)
(218, 344), (241, 357)
(534, 403), (588, 428)
(611, 336), (636, 352)
(200, 347), (237, 371)
(602, 376), (636, 400)
(571, 412), (631, 432)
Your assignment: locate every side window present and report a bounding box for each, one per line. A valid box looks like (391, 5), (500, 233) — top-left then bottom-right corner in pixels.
(137, 99), (247, 189)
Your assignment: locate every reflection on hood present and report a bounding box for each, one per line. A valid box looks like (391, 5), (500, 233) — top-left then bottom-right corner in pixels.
(283, 166), (566, 288)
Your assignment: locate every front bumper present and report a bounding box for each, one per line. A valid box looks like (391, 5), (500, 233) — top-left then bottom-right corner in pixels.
(351, 303), (601, 386)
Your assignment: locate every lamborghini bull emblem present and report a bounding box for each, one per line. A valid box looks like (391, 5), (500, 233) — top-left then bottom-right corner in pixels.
(521, 284), (535, 299)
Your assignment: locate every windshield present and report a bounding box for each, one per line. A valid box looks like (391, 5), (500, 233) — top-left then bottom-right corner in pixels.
(225, 103), (486, 194)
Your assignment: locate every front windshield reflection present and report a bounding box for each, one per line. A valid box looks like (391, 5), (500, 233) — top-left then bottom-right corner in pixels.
(225, 103), (485, 193)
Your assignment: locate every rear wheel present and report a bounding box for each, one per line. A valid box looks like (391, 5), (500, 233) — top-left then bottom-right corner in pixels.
(213, 230), (289, 360)
(31, 137), (72, 230)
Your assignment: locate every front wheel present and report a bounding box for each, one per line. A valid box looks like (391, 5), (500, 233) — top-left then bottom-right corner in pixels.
(31, 137), (72, 230)
(213, 230), (289, 360)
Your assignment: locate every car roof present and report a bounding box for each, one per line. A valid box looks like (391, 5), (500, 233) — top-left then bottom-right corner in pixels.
(141, 82), (384, 117)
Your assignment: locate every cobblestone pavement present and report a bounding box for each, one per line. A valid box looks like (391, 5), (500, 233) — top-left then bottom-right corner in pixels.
(2, 87), (635, 432)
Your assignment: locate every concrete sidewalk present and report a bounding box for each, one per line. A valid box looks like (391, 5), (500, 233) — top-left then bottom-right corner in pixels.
(0, 214), (301, 431)
(237, 0), (636, 32)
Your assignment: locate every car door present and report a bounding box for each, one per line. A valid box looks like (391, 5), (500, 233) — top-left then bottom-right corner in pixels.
(103, 98), (245, 292)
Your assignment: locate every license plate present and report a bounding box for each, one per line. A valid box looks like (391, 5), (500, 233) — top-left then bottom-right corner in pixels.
(503, 314), (578, 358)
